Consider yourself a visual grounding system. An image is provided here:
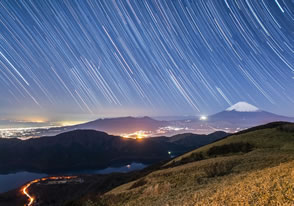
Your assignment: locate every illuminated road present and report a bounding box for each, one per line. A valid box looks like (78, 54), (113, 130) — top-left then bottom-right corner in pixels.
(21, 176), (77, 206)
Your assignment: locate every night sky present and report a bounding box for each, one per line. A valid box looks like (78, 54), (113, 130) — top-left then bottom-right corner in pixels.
(0, 0), (294, 125)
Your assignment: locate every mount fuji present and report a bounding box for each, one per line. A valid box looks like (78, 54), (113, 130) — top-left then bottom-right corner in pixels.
(192, 101), (294, 133)
(225, 102), (260, 112)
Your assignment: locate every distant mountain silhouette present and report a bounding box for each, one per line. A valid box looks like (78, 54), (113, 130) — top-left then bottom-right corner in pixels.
(210, 110), (293, 126)
(3, 103), (294, 139)
(168, 131), (228, 149)
(70, 116), (168, 134)
(48, 103), (294, 136)
(0, 130), (228, 173)
(186, 102), (294, 133)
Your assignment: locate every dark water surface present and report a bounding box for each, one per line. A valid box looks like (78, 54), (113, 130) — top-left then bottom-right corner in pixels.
(0, 162), (146, 193)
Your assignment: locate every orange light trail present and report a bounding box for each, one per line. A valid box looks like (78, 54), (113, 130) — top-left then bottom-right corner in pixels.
(21, 176), (77, 206)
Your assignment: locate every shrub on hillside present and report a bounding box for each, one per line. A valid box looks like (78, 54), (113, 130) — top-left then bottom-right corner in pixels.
(203, 161), (235, 177)
(207, 142), (253, 156)
(278, 124), (294, 132)
(167, 152), (204, 168)
(181, 152), (204, 163)
(129, 178), (147, 190)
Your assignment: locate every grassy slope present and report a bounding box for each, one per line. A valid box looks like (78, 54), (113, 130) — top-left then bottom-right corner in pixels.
(83, 123), (294, 206)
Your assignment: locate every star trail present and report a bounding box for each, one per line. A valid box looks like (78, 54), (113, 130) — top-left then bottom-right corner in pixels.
(0, 0), (293, 124)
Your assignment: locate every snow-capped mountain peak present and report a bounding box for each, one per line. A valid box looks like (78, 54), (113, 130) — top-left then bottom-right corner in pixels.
(226, 102), (260, 112)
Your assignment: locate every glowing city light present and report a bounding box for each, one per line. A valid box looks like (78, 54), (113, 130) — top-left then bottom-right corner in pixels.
(200, 115), (208, 121)
(121, 130), (150, 139)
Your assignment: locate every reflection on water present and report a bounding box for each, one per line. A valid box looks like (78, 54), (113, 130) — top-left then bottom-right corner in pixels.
(73, 162), (146, 175)
(0, 171), (46, 193)
(0, 162), (146, 193)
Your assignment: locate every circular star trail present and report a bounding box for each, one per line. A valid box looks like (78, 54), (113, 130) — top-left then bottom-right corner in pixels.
(0, 0), (293, 122)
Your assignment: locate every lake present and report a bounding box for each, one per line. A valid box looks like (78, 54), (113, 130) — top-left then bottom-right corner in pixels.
(0, 162), (146, 193)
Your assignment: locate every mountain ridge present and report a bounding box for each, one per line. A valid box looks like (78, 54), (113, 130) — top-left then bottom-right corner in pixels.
(2, 104), (294, 139)
(0, 129), (228, 174)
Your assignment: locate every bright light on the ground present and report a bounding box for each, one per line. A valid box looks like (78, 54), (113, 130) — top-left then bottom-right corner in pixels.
(200, 115), (207, 120)
(121, 130), (150, 139)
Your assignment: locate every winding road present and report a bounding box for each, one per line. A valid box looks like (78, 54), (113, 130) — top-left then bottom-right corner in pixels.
(21, 176), (77, 206)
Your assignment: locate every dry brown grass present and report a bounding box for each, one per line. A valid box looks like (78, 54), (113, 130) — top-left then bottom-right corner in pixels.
(98, 150), (294, 206)
(166, 127), (294, 167)
(193, 160), (294, 206)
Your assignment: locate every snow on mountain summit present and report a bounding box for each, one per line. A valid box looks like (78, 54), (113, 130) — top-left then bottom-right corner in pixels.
(226, 102), (260, 112)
